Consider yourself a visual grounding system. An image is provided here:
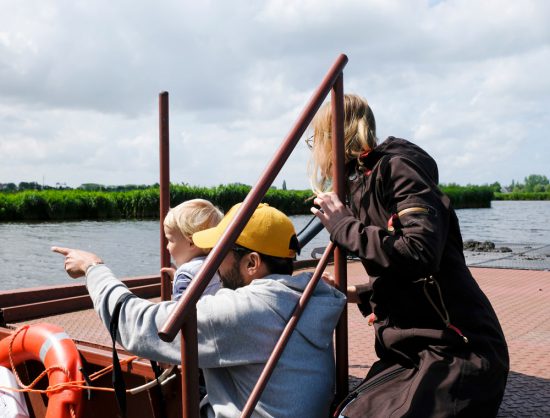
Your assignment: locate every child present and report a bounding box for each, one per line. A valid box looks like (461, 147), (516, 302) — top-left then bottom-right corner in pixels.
(161, 199), (223, 301)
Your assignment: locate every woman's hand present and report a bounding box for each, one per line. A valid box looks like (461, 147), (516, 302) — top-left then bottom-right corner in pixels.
(311, 192), (353, 231)
(52, 246), (103, 278)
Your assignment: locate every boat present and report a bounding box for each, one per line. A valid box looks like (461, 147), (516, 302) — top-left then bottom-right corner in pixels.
(0, 54), (549, 417)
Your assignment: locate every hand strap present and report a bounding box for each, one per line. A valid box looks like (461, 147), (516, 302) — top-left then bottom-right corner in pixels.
(109, 295), (131, 418)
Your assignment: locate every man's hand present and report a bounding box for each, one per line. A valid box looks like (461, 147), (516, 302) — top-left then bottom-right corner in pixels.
(51, 246), (103, 279)
(311, 192), (353, 231)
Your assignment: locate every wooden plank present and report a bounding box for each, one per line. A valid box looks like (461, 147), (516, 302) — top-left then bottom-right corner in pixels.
(0, 275), (160, 307)
(0, 284), (161, 323)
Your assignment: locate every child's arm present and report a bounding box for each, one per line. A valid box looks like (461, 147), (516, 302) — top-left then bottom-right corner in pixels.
(160, 267), (176, 280)
(172, 271), (193, 301)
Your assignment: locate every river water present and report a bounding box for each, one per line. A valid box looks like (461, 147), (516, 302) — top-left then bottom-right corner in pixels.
(1, 201), (549, 290)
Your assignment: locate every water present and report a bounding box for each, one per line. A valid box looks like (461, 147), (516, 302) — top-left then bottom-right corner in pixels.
(1, 201), (549, 290)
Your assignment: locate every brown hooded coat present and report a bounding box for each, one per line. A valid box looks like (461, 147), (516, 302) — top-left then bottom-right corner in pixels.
(331, 137), (509, 417)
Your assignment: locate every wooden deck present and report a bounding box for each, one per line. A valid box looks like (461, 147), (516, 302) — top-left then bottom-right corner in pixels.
(4, 264), (550, 416)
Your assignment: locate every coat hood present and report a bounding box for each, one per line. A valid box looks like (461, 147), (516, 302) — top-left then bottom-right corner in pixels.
(362, 137), (439, 185)
(248, 272), (346, 349)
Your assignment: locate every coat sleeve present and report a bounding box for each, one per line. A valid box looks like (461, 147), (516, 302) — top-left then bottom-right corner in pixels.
(329, 155), (450, 278)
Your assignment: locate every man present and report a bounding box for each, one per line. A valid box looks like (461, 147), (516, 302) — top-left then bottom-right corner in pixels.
(53, 203), (346, 417)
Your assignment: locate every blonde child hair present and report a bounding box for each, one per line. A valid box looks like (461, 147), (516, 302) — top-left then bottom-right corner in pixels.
(308, 94), (377, 193)
(164, 199), (223, 254)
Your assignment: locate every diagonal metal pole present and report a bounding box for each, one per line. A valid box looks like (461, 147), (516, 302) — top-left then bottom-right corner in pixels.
(240, 242), (336, 418)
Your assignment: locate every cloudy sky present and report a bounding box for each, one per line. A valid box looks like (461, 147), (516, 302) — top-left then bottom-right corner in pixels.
(1, 0), (549, 190)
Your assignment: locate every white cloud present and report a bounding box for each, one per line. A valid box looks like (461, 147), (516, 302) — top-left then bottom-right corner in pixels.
(0, 0), (549, 189)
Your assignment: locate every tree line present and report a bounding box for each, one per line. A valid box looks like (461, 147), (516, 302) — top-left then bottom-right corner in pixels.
(2, 173), (548, 194)
(0, 181), (155, 192)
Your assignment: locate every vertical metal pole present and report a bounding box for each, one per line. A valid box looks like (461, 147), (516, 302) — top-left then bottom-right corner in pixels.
(331, 74), (349, 401)
(181, 309), (200, 418)
(159, 92), (172, 301)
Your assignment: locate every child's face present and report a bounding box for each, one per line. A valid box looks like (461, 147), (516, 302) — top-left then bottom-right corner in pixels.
(164, 226), (198, 266)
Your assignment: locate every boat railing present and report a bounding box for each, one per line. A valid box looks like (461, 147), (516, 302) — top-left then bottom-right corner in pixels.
(158, 53), (349, 418)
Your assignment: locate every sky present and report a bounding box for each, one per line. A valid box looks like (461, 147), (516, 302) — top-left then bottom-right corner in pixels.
(1, 0), (549, 190)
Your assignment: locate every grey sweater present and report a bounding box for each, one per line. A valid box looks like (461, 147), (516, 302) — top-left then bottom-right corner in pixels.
(86, 265), (346, 417)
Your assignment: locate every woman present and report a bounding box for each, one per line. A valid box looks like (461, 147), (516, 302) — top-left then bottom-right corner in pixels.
(310, 94), (509, 417)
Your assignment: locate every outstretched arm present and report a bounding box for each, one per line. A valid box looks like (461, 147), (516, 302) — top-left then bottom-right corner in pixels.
(51, 246), (103, 278)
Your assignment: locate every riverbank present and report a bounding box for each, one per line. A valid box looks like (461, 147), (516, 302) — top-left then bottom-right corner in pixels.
(464, 242), (550, 270)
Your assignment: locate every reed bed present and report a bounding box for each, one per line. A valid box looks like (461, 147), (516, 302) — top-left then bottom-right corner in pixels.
(0, 184), (493, 221)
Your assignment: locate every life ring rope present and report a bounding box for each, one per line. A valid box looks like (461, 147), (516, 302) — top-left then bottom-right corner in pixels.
(1, 324), (176, 409)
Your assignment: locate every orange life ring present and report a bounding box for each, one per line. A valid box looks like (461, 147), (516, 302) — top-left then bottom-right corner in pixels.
(0, 323), (83, 418)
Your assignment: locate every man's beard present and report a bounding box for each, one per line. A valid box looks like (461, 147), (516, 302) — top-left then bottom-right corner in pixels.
(220, 259), (245, 290)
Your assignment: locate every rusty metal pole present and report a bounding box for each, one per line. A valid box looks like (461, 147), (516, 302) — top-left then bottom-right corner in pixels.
(159, 92), (200, 417)
(181, 310), (200, 418)
(331, 74), (349, 402)
(159, 92), (172, 302)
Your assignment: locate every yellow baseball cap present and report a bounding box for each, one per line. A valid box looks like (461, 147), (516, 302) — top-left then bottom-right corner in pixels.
(192, 203), (298, 258)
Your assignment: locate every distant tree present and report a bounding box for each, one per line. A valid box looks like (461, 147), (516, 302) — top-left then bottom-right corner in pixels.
(282, 180), (287, 191)
(489, 182), (502, 193)
(0, 183), (17, 192)
(18, 181), (42, 191)
(55, 182), (70, 189)
(78, 183), (104, 191)
(524, 174), (549, 192)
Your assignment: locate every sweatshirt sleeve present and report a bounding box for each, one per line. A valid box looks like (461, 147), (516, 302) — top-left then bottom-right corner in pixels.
(330, 155), (449, 278)
(86, 264), (183, 364)
(85, 264), (234, 367)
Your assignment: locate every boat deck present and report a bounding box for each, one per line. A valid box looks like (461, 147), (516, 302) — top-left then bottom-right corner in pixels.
(6, 265), (550, 417)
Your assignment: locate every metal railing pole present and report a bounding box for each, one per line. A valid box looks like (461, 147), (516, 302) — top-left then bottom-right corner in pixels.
(240, 242), (336, 418)
(180, 309), (200, 418)
(159, 92), (172, 302)
(331, 74), (349, 401)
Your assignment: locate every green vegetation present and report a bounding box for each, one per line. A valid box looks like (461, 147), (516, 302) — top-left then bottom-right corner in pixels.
(0, 184), (314, 222)
(495, 192), (550, 201)
(509, 174), (550, 193)
(493, 174), (550, 200)
(439, 184), (494, 209)
(3, 173), (549, 221)
(1, 183), (492, 222)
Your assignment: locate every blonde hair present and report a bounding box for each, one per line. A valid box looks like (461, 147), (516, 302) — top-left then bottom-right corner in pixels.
(308, 94), (377, 193)
(164, 199), (223, 251)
